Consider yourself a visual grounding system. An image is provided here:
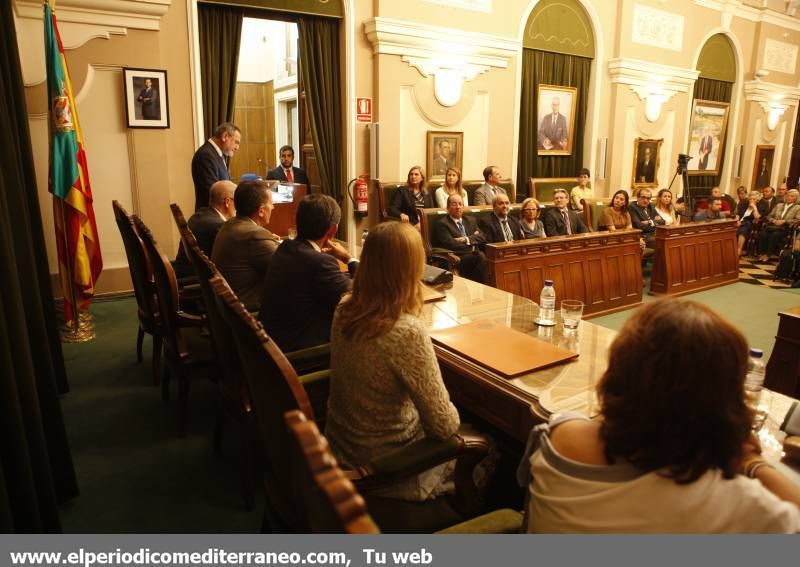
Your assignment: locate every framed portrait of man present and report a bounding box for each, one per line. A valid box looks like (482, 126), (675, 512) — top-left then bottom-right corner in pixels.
(123, 68), (170, 128)
(631, 138), (662, 189)
(686, 99), (729, 175)
(426, 131), (463, 181)
(536, 85), (577, 156)
(751, 145), (775, 191)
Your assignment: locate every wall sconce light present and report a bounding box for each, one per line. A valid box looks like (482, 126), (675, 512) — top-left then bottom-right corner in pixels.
(766, 102), (787, 131)
(629, 83), (674, 122)
(402, 56), (489, 107)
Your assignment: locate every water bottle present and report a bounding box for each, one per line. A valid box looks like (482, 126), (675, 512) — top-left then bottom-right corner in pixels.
(537, 280), (556, 326)
(745, 348), (768, 430)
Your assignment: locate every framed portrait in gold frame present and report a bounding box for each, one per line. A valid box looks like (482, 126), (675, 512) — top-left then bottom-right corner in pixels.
(631, 138), (662, 189)
(686, 99), (730, 175)
(536, 85), (578, 156)
(751, 145), (775, 192)
(426, 131), (464, 181)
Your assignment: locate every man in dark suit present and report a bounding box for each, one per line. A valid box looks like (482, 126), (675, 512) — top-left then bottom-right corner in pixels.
(635, 146), (656, 184)
(173, 180), (236, 279)
(478, 193), (524, 243)
(136, 78), (159, 120)
(432, 193), (487, 283)
(211, 180), (279, 311)
(761, 186), (779, 214)
(628, 188), (663, 246)
(191, 122), (241, 211)
(266, 145), (309, 185)
(698, 126), (713, 170)
(542, 188), (590, 237)
(538, 96), (569, 151)
(259, 194), (356, 352)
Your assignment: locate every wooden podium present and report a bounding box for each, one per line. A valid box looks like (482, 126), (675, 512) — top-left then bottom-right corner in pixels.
(265, 182), (307, 238)
(649, 219), (738, 296)
(484, 230), (643, 317)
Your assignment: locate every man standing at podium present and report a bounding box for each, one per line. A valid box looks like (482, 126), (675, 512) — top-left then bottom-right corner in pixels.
(267, 145), (309, 185)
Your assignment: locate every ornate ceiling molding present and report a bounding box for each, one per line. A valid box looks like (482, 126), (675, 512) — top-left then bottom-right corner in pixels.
(364, 17), (518, 107)
(694, 0), (800, 32)
(744, 79), (800, 131)
(609, 58), (700, 121)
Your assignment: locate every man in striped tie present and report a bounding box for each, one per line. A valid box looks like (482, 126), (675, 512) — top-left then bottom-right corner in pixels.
(432, 193), (487, 283)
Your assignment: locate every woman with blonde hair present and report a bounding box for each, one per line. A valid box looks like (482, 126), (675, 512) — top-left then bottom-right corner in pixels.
(520, 197), (546, 239)
(389, 165), (435, 227)
(326, 221), (460, 501)
(655, 188), (680, 226)
(435, 167), (468, 208)
(735, 189), (766, 257)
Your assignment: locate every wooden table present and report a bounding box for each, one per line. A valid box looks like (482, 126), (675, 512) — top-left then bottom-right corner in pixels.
(265, 182), (307, 238)
(483, 230), (643, 317)
(650, 219), (738, 296)
(766, 306), (800, 398)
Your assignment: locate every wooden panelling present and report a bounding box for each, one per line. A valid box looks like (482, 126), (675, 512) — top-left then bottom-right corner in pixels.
(231, 81), (276, 181)
(485, 230), (644, 317)
(650, 220), (738, 296)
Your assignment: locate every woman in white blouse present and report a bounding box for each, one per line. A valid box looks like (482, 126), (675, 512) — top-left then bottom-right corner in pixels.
(434, 167), (468, 209)
(654, 188), (680, 226)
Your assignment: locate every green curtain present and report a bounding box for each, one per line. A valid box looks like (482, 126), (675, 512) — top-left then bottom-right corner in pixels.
(0, 1), (78, 532)
(690, 77), (733, 194)
(198, 3), (243, 139)
(516, 49), (592, 196)
(298, 17), (345, 234)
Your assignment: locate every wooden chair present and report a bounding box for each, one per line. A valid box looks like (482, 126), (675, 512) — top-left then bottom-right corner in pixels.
(112, 200), (163, 385)
(528, 177), (582, 205)
(133, 215), (218, 436)
(284, 410), (523, 534)
(169, 203), (257, 510)
(211, 276), (492, 532)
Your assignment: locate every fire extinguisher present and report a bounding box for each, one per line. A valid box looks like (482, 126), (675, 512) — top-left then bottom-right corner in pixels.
(348, 175), (370, 217)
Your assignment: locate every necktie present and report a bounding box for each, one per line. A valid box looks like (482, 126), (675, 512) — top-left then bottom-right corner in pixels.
(552, 114), (556, 126)
(285, 168), (294, 183)
(456, 220), (466, 236)
(501, 219), (513, 241)
(561, 209), (572, 235)
(781, 204), (792, 219)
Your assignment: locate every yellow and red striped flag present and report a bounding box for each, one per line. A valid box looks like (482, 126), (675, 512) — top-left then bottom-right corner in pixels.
(44, 0), (102, 323)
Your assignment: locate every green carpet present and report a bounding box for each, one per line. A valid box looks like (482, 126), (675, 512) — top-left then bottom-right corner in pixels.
(59, 296), (262, 533)
(591, 280), (800, 360)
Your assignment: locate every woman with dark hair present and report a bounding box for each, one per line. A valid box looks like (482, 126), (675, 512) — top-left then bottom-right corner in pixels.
(598, 190), (633, 231)
(519, 299), (800, 532)
(389, 166), (435, 228)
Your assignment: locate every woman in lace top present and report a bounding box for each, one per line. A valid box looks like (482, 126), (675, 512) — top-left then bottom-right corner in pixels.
(326, 221), (460, 501)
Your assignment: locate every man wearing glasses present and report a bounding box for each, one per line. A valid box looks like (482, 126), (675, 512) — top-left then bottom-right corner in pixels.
(629, 189), (664, 246)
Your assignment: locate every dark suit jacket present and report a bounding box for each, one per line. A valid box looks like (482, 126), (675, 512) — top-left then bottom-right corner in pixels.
(173, 207), (225, 277)
(478, 213), (525, 243)
(432, 215), (486, 255)
(258, 239), (356, 352)
(628, 203), (663, 235)
(388, 187), (435, 225)
(211, 217), (279, 311)
(137, 86), (158, 119)
(191, 141), (230, 211)
(266, 165), (309, 185)
(698, 136), (713, 169)
(542, 207), (590, 237)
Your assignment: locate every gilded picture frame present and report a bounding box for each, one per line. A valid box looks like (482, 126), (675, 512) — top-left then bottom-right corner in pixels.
(631, 138), (662, 189)
(426, 131), (464, 181)
(686, 99), (730, 175)
(536, 84), (578, 156)
(751, 145), (775, 192)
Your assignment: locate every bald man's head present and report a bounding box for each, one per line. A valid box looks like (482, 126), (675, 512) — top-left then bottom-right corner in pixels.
(209, 180), (236, 219)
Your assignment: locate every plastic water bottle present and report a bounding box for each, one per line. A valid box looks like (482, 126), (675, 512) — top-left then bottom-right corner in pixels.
(745, 348), (768, 430)
(537, 280), (556, 326)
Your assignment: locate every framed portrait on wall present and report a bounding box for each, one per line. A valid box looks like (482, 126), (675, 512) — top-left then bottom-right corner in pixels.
(123, 68), (170, 128)
(631, 138), (662, 189)
(426, 131), (463, 181)
(686, 99), (729, 175)
(751, 145), (775, 191)
(536, 84), (577, 156)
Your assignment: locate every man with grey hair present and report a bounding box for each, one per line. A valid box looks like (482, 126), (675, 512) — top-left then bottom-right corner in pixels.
(173, 179), (236, 279)
(542, 188), (590, 236)
(191, 122), (241, 211)
(259, 194), (357, 352)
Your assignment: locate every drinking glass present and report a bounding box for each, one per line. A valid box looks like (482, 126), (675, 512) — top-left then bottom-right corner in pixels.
(560, 300), (584, 329)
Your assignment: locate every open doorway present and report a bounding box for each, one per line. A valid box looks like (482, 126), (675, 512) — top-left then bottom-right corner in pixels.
(228, 17), (299, 182)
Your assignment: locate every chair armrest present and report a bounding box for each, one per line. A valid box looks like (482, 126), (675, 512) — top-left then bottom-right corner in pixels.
(297, 369), (330, 386)
(435, 509), (523, 534)
(286, 343), (331, 364)
(176, 311), (207, 328)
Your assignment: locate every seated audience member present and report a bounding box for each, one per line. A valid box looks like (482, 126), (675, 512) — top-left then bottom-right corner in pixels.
(735, 190), (766, 257)
(389, 166), (435, 227)
(258, 194), (356, 352)
(266, 145), (309, 185)
(654, 189), (680, 226)
(569, 168), (593, 212)
(628, 188), (662, 246)
(211, 180), (278, 311)
(473, 165), (508, 205)
(696, 186), (731, 216)
(519, 299), (800, 533)
(432, 193), (487, 283)
(599, 190), (633, 231)
(434, 167), (468, 208)
(478, 194), (524, 243)
(542, 188), (590, 237)
(761, 186), (780, 215)
(776, 182), (788, 203)
(734, 185), (748, 212)
(520, 197), (546, 239)
(326, 221), (460, 502)
(693, 197), (725, 221)
(757, 188), (800, 262)
(173, 179), (236, 278)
